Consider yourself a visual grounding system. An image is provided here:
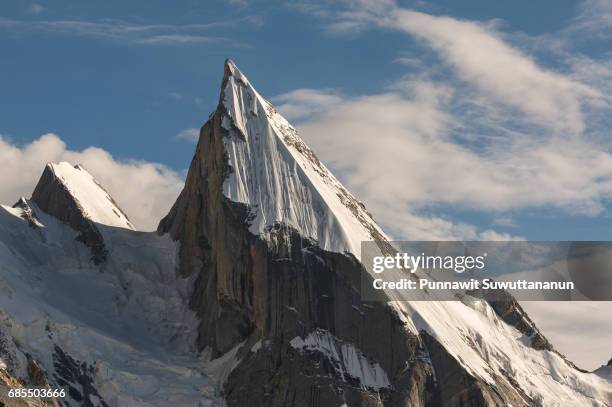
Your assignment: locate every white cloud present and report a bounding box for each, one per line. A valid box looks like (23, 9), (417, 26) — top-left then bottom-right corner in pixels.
(570, 0), (612, 39)
(289, 80), (612, 231)
(326, 2), (602, 135)
(134, 34), (222, 45)
(0, 16), (261, 46)
(0, 133), (183, 231)
(283, 1), (612, 228)
(27, 4), (44, 14)
(521, 301), (612, 370)
(273, 88), (344, 121)
(493, 216), (517, 228)
(390, 9), (601, 135)
(176, 128), (200, 142)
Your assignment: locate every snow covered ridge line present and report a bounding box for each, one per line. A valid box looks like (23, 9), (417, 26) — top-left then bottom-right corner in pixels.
(219, 59), (390, 261)
(290, 329), (391, 391)
(46, 162), (135, 230)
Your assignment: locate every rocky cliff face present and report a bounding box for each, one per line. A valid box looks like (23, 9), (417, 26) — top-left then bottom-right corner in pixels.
(157, 60), (543, 406)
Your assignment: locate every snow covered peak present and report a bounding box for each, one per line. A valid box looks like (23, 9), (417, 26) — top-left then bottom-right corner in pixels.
(40, 162), (135, 230)
(224, 59), (249, 86)
(219, 60), (388, 260)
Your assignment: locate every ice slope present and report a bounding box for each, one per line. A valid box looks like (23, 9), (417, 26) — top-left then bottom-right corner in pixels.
(220, 61), (612, 406)
(395, 298), (611, 405)
(47, 162), (135, 230)
(0, 200), (237, 406)
(221, 60), (387, 260)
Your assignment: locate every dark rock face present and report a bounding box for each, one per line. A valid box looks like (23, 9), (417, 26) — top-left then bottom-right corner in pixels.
(27, 359), (49, 388)
(12, 198), (42, 229)
(52, 345), (108, 407)
(31, 165), (108, 264)
(158, 63), (533, 406)
(159, 113), (433, 405)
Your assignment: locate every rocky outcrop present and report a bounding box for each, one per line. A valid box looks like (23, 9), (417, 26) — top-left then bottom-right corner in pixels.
(52, 345), (108, 407)
(466, 288), (592, 375)
(0, 327), (60, 407)
(0, 368), (59, 407)
(12, 198), (42, 229)
(159, 60), (532, 406)
(466, 289), (552, 351)
(31, 164), (108, 264)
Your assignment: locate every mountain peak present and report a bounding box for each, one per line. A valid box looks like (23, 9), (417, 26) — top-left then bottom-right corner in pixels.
(215, 60), (387, 259)
(158, 61), (612, 406)
(31, 162), (134, 264)
(36, 162), (134, 230)
(224, 59), (245, 81)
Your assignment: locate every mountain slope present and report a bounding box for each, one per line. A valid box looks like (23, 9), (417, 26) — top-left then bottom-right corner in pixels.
(0, 168), (233, 406)
(159, 60), (612, 406)
(0, 60), (609, 407)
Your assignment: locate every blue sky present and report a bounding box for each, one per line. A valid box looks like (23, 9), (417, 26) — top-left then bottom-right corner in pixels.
(1, 0), (612, 370)
(1, 0), (612, 241)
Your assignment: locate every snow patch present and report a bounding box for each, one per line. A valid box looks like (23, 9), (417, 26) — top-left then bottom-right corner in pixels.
(290, 329), (390, 390)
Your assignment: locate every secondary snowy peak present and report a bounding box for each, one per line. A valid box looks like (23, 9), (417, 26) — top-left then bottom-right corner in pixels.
(220, 60), (387, 260)
(33, 162), (135, 230)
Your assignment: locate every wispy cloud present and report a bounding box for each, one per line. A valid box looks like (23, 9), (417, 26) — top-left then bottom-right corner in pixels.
(167, 92), (183, 101)
(316, 2), (603, 135)
(282, 0), (612, 235)
(272, 88), (344, 121)
(27, 4), (44, 15)
(176, 128), (200, 142)
(227, 0), (249, 7)
(569, 0), (612, 39)
(287, 69), (612, 238)
(0, 15), (262, 46)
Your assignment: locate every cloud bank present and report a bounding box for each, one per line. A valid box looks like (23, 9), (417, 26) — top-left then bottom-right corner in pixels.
(0, 133), (183, 231)
(285, 0), (612, 370)
(280, 0), (612, 242)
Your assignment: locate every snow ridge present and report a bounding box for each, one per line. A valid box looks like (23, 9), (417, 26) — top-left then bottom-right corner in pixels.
(221, 60), (387, 260)
(47, 162), (135, 230)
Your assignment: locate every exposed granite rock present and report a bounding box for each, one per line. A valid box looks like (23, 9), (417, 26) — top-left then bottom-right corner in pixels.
(31, 164), (108, 264)
(26, 359), (49, 388)
(158, 61), (533, 406)
(12, 198), (42, 229)
(52, 345), (108, 407)
(0, 368), (59, 407)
